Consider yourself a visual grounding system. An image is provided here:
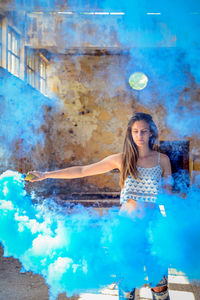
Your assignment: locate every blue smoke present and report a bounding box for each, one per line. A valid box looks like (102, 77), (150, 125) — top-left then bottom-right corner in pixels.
(1, 0), (200, 299)
(97, 0), (200, 136)
(0, 171), (200, 299)
(152, 189), (200, 280)
(7, 0), (200, 132)
(0, 71), (60, 169)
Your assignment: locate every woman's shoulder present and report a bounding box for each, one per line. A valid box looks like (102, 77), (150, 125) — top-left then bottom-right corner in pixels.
(152, 151), (169, 161)
(152, 151), (171, 167)
(111, 152), (123, 162)
(159, 152), (171, 175)
(159, 152), (170, 163)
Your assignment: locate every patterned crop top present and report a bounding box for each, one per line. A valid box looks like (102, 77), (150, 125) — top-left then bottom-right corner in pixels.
(120, 153), (162, 204)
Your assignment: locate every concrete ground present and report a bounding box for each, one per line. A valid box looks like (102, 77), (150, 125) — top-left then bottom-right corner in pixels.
(0, 243), (199, 300)
(79, 269), (200, 299)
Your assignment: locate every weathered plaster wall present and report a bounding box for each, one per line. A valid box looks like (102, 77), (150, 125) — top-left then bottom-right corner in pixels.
(43, 51), (200, 192)
(26, 13), (122, 51)
(44, 53), (171, 192)
(46, 54), (134, 191)
(0, 3), (199, 196)
(1, 48), (199, 194)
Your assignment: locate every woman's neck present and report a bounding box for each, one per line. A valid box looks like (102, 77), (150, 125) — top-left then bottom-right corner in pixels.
(138, 146), (152, 158)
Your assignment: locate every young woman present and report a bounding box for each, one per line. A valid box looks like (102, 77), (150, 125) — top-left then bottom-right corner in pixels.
(29, 112), (172, 300)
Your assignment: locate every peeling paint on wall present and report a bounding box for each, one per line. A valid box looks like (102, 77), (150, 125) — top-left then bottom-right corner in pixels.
(44, 52), (200, 192)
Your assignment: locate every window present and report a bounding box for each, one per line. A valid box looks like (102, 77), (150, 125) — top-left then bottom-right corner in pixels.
(39, 53), (47, 94)
(25, 47), (47, 94)
(25, 47), (38, 89)
(7, 27), (20, 77)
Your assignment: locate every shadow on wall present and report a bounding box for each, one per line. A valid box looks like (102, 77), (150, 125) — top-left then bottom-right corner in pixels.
(159, 140), (190, 192)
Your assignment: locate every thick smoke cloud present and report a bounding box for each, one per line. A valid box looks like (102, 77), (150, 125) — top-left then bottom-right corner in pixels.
(11, 0), (199, 136)
(0, 75), (54, 167)
(0, 171), (200, 300)
(0, 0), (200, 299)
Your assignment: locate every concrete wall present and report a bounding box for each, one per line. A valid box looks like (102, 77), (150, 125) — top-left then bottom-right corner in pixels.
(1, 48), (199, 194)
(26, 12), (122, 51)
(46, 53), (134, 192)
(0, 6), (199, 198)
(45, 51), (200, 193)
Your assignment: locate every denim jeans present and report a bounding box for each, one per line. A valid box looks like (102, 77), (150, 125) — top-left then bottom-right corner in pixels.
(118, 203), (170, 299)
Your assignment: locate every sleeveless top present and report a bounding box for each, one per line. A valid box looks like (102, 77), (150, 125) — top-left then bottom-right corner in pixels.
(120, 153), (162, 204)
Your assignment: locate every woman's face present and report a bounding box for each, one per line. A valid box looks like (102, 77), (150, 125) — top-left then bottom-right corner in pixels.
(131, 120), (152, 148)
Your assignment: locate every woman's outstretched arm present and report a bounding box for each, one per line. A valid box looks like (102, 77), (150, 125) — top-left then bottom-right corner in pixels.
(27, 153), (123, 182)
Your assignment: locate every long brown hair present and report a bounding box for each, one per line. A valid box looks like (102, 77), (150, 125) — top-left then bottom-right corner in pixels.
(120, 112), (158, 188)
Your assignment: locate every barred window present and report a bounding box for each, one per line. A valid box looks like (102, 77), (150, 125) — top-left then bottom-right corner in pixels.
(25, 47), (39, 89)
(25, 47), (47, 94)
(7, 27), (20, 77)
(39, 53), (47, 95)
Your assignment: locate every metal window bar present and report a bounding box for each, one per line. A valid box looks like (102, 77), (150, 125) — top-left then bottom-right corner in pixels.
(39, 55), (47, 94)
(26, 66), (35, 87)
(25, 47), (37, 88)
(25, 48), (47, 94)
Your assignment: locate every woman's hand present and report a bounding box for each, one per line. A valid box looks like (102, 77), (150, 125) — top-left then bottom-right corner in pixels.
(120, 199), (137, 214)
(120, 199), (156, 218)
(25, 171), (47, 182)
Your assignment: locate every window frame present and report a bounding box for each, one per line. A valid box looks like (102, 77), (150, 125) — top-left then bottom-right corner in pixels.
(25, 47), (38, 88)
(38, 53), (47, 95)
(7, 26), (20, 77)
(25, 48), (47, 95)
